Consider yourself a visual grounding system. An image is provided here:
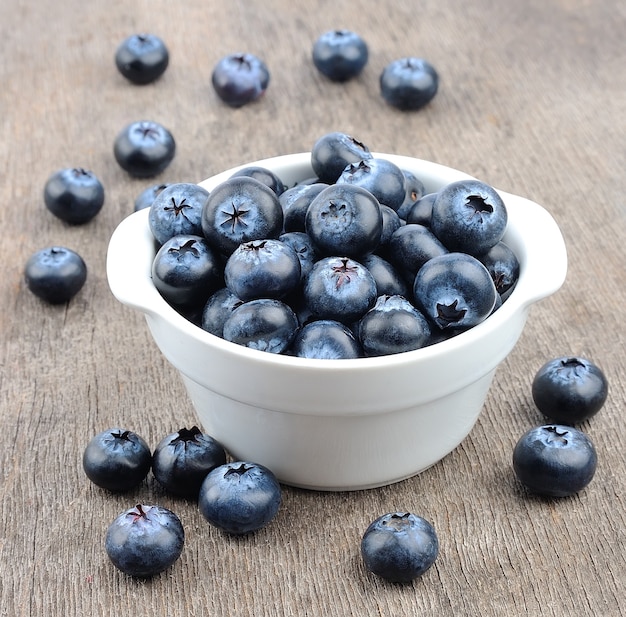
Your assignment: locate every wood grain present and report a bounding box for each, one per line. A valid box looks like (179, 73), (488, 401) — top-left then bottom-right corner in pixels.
(1, 1), (625, 615)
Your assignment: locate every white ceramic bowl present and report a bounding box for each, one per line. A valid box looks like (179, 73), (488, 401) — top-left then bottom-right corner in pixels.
(107, 153), (567, 491)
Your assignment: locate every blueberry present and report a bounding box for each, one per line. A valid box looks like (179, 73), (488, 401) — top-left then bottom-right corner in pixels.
(280, 182), (329, 233)
(43, 167), (105, 224)
(278, 231), (318, 279)
(148, 183), (209, 245)
(312, 29), (369, 82)
(105, 504), (184, 577)
(361, 512), (439, 583)
(430, 179), (507, 256)
(224, 239), (301, 301)
(201, 176), (284, 256)
(201, 287), (244, 337)
(134, 182), (173, 212)
(305, 184), (382, 258)
(405, 192), (437, 227)
(477, 241), (520, 300)
(378, 205), (404, 249)
(531, 357), (609, 424)
(385, 224), (448, 279)
(337, 158), (406, 211)
(24, 246), (87, 304)
(82, 428), (152, 492)
(152, 235), (222, 308)
(211, 53), (270, 107)
(198, 461), (281, 534)
(230, 166), (285, 196)
(360, 253), (408, 297)
(303, 256), (377, 324)
(222, 298), (299, 354)
(396, 170), (426, 220)
(310, 132), (372, 184)
(291, 319), (362, 359)
(115, 34), (169, 85)
(358, 295), (431, 356)
(380, 57), (439, 111)
(113, 120), (176, 178)
(413, 252), (497, 330)
(512, 425), (598, 497)
(152, 426), (227, 497)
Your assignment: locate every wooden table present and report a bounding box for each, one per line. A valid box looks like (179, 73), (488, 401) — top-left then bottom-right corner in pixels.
(2, 1), (624, 615)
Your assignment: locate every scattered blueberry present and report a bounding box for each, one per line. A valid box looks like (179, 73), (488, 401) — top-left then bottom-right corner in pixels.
(43, 167), (104, 224)
(105, 504), (184, 577)
(380, 57), (439, 111)
(198, 461), (282, 534)
(211, 53), (270, 107)
(82, 428), (152, 492)
(310, 132), (372, 184)
(113, 120), (176, 177)
(115, 33), (169, 85)
(312, 29), (369, 82)
(361, 512), (439, 583)
(512, 424), (598, 497)
(134, 182), (173, 212)
(148, 182), (209, 245)
(24, 246), (87, 304)
(152, 426), (227, 497)
(291, 319), (362, 359)
(531, 357), (609, 424)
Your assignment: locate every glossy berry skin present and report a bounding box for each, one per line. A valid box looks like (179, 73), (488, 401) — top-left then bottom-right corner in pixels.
(134, 182), (172, 212)
(380, 58), (439, 111)
(201, 176), (284, 256)
(82, 429), (152, 492)
(198, 461), (282, 534)
(310, 132), (372, 184)
(337, 158), (406, 211)
(201, 288), (243, 337)
(224, 239), (301, 301)
(396, 170), (426, 220)
(512, 425), (598, 497)
(361, 512), (439, 583)
(280, 183), (328, 233)
(44, 167), (104, 224)
(291, 319), (362, 359)
(361, 253), (407, 297)
(230, 166), (285, 196)
(152, 235), (222, 308)
(358, 295), (431, 357)
(385, 224), (448, 279)
(478, 241), (520, 300)
(405, 192), (437, 227)
(113, 120), (175, 178)
(152, 426), (227, 497)
(278, 232), (317, 279)
(115, 34), (169, 85)
(531, 357), (609, 424)
(303, 256), (377, 324)
(312, 29), (369, 82)
(211, 53), (270, 108)
(222, 298), (299, 354)
(305, 184), (383, 258)
(148, 183), (209, 245)
(430, 180), (507, 256)
(105, 504), (184, 577)
(24, 246), (87, 304)
(413, 252), (497, 330)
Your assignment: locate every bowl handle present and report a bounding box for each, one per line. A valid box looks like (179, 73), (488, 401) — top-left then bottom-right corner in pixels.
(106, 209), (162, 315)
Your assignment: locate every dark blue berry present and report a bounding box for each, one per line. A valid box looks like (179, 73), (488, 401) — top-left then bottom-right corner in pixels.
(82, 428), (152, 492)
(405, 192), (437, 226)
(279, 231), (317, 279)
(378, 205), (404, 249)
(25, 246), (87, 304)
(380, 57), (439, 111)
(115, 34), (169, 85)
(385, 224), (448, 279)
(291, 319), (362, 359)
(310, 132), (372, 184)
(152, 426), (227, 497)
(148, 183), (209, 245)
(430, 179), (507, 256)
(44, 167), (104, 224)
(477, 241), (520, 300)
(198, 461), (282, 534)
(312, 29), (369, 82)
(105, 504), (184, 577)
(201, 176), (283, 256)
(230, 165), (285, 196)
(531, 357), (609, 424)
(280, 182), (329, 233)
(200, 288), (244, 337)
(113, 120), (175, 178)
(413, 252), (497, 330)
(134, 182), (173, 212)
(396, 170), (426, 220)
(512, 425), (598, 497)
(360, 253), (408, 297)
(361, 512), (439, 583)
(222, 298), (298, 353)
(211, 53), (270, 107)
(305, 184), (382, 258)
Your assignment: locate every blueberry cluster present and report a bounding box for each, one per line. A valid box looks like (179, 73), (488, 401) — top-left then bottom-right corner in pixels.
(83, 426), (282, 577)
(148, 131), (516, 359)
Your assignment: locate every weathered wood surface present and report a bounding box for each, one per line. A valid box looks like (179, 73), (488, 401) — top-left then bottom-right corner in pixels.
(1, 1), (624, 615)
